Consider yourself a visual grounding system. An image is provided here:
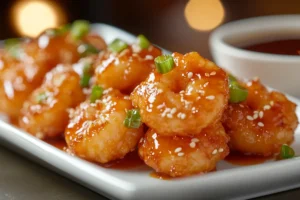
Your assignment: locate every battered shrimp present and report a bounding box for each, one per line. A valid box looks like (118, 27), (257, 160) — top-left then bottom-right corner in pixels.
(65, 89), (144, 163)
(139, 123), (229, 177)
(95, 43), (162, 93)
(19, 64), (85, 139)
(0, 25), (105, 119)
(131, 52), (229, 136)
(222, 78), (298, 156)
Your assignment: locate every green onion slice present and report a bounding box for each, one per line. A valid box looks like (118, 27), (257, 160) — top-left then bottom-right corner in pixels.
(36, 92), (48, 103)
(70, 20), (90, 40)
(80, 74), (91, 88)
(90, 85), (104, 103)
(229, 75), (248, 103)
(108, 39), (128, 53)
(124, 109), (142, 128)
(78, 43), (99, 57)
(137, 34), (150, 49)
(154, 55), (175, 74)
(280, 144), (295, 159)
(4, 38), (22, 59)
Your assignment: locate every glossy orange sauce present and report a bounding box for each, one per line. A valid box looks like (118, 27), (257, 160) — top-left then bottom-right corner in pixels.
(100, 150), (145, 169)
(44, 138), (68, 150)
(225, 152), (273, 166)
(149, 172), (173, 180)
(244, 39), (300, 55)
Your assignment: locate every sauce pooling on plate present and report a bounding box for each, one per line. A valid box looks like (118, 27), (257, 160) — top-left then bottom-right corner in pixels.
(244, 39), (300, 55)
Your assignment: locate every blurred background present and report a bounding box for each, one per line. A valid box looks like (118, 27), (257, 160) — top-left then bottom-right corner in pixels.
(1, 0), (300, 59)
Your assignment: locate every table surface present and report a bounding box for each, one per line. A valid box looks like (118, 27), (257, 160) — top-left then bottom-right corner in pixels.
(1, 145), (300, 200)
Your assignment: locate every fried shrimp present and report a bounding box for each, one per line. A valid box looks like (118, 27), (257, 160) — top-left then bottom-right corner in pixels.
(95, 43), (162, 93)
(222, 78), (298, 156)
(19, 64), (85, 139)
(65, 89), (144, 163)
(131, 52), (229, 136)
(138, 123), (229, 177)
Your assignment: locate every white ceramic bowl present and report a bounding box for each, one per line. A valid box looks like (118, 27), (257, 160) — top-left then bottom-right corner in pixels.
(209, 15), (300, 97)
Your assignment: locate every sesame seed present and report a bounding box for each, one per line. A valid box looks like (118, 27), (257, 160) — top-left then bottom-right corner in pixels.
(189, 142), (196, 148)
(178, 152), (185, 157)
(152, 133), (157, 139)
(254, 110), (259, 114)
(205, 73), (210, 77)
(181, 113), (186, 119)
(174, 147), (182, 153)
(170, 108), (177, 114)
(157, 104), (165, 109)
(212, 149), (218, 155)
(203, 82), (209, 87)
(270, 101), (274, 106)
(253, 113), (258, 119)
(206, 95), (215, 100)
(191, 138), (199, 143)
(246, 82), (252, 87)
(246, 115), (253, 121)
(239, 104), (244, 108)
(196, 96), (201, 100)
(259, 111), (264, 118)
(264, 105), (271, 110)
(157, 89), (163, 94)
(258, 122), (264, 127)
(253, 76), (259, 81)
(187, 72), (193, 79)
(210, 71), (216, 76)
(167, 113), (173, 118)
(218, 148), (224, 153)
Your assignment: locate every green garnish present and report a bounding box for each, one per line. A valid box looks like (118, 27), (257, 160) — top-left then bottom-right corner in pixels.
(90, 85), (104, 103)
(70, 20), (90, 40)
(280, 144), (295, 159)
(78, 43), (99, 57)
(45, 24), (71, 37)
(228, 74), (248, 103)
(59, 23), (71, 34)
(137, 34), (150, 49)
(4, 38), (22, 59)
(36, 92), (48, 103)
(80, 63), (93, 87)
(108, 39), (128, 53)
(80, 74), (91, 87)
(154, 55), (175, 74)
(124, 109), (142, 128)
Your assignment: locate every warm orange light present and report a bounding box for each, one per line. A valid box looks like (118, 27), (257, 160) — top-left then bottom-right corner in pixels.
(184, 0), (225, 31)
(12, 1), (65, 37)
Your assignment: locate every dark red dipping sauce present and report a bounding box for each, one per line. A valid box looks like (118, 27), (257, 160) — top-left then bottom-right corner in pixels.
(244, 39), (300, 55)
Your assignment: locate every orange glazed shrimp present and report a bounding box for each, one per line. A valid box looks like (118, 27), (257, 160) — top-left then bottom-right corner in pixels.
(95, 37), (162, 93)
(131, 52), (229, 136)
(0, 21), (105, 119)
(222, 78), (298, 156)
(138, 123), (229, 177)
(65, 89), (144, 163)
(19, 64), (85, 139)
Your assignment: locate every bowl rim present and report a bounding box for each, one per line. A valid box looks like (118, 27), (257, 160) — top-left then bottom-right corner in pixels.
(209, 14), (300, 62)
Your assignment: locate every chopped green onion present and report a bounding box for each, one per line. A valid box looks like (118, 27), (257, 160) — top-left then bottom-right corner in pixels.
(70, 20), (90, 40)
(36, 92), (48, 103)
(4, 38), (22, 59)
(280, 144), (295, 159)
(83, 63), (92, 74)
(90, 85), (104, 103)
(229, 74), (237, 82)
(137, 34), (150, 49)
(80, 74), (91, 87)
(229, 83), (248, 103)
(124, 109), (142, 128)
(228, 75), (248, 103)
(59, 23), (71, 34)
(78, 43), (99, 57)
(108, 39), (128, 53)
(154, 55), (175, 74)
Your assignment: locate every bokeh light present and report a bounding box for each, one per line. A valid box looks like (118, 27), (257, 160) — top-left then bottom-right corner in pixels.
(11, 1), (66, 37)
(184, 0), (225, 31)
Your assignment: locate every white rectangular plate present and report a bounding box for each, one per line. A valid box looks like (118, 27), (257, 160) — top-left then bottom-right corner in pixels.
(1, 23), (300, 200)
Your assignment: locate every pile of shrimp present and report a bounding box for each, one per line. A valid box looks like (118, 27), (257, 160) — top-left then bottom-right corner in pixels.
(0, 21), (298, 178)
